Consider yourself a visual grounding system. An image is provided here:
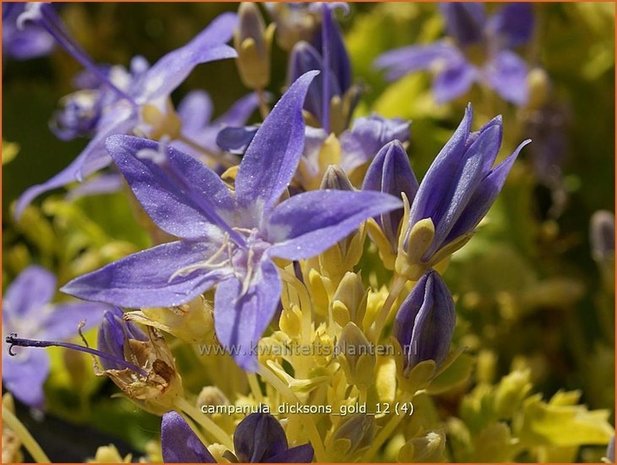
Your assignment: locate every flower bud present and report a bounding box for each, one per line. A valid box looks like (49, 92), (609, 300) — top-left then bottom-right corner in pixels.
(398, 430), (446, 462)
(265, 4), (320, 51)
(336, 322), (375, 387)
(326, 414), (375, 460)
(320, 165), (354, 191)
(363, 141), (418, 261)
(235, 3), (274, 90)
(331, 272), (367, 326)
(197, 386), (229, 409)
(51, 90), (102, 141)
(393, 271), (456, 375)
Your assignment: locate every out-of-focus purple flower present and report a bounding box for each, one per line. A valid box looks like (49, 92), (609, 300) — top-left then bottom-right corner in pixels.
(2, 3), (54, 60)
(2, 266), (108, 408)
(15, 5), (238, 218)
(393, 270), (455, 373)
(362, 140), (419, 253)
(295, 114), (411, 189)
(265, 2), (348, 51)
(173, 90), (259, 163)
(288, 3), (357, 133)
(161, 411), (216, 463)
(375, 3), (534, 105)
(160, 411), (314, 463)
(61, 72), (402, 370)
(339, 114), (410, 173)
(397, 105), (529, 277)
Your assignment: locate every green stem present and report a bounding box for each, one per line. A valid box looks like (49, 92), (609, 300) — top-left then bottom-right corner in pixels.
(3, 408), (50, 463)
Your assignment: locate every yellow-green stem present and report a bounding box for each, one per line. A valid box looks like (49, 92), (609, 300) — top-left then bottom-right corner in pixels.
(362, 393), (413, 461)
(257, 88), (270, 119)
(247, 372), (264, 404)
(3, 408), (50, 463)
(368, 274), (407, 342)
(175, 396), (233, 449)
(258, 364), (327, 461)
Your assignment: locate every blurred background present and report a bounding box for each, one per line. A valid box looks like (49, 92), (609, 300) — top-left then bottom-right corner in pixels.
(3, 3), (615, 462)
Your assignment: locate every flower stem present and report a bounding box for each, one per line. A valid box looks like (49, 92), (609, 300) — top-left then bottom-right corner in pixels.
(368, 274), (407, 342)
(362, 393), (413, 461)
(174, 396), (233, 449)
(247, 373), (264, 404)
(257, 88), (270, 119)
(3, 409), (50, 463)
(258, 364), (327, 461)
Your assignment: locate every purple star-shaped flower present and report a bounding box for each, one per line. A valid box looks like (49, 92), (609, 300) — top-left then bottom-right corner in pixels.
(3, 266), (108, 408)
(161, 411), (314, 463)
(375, 3), (534, 105)
(15, 5), (238, 218)
(62, 72), (402, 370)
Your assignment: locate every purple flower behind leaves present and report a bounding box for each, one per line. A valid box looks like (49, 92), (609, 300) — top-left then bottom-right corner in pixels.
(2, 266), (108, 408)
(393, 270), (455, 373)
(15, 7), (238, 218)
(375, 2), (534, 105)
(160, 411), (313, 463)
(62, 72), (402, 371)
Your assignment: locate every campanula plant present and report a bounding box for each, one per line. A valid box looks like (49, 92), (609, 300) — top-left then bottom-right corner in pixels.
(3, 3), (613, 464)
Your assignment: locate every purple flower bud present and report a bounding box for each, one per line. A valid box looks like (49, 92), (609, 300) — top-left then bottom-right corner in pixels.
(393, 270), (456, 373)
(320, 165), (354, 191)
(439, 3), (486, 47)
(97, 307), (147, 371)
(234, 413), (314, 463)
(161, 411), (216, 463)
(363, 141), (418, 250)
(405, 105), (530, 265)
(51, 90), (103, 141)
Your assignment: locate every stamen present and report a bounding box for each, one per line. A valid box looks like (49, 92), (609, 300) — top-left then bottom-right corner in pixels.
(6, 333), (148, 377)
(168, 239), (231, 282)
(137, 136), (170, 164)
